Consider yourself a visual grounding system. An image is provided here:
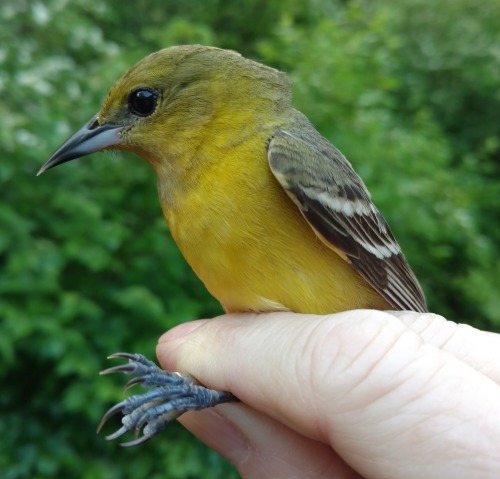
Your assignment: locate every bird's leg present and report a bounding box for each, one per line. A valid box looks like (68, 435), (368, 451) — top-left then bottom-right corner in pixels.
(97, 352), (236, 446)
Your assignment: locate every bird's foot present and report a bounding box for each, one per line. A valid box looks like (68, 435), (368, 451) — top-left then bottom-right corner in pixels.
(98, 352), (236, 446)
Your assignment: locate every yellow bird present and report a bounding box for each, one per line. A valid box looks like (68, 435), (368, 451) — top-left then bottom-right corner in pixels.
(39, 45), (426, 445)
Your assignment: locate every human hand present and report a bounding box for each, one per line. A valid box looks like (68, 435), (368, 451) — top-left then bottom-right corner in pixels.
(157, 311), (500, 479)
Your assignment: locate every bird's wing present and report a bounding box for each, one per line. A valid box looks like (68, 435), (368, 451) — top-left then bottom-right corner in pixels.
(268, 128), (427, 312)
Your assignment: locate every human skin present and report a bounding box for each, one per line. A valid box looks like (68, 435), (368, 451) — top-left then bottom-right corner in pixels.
(156, 310), (500, 479)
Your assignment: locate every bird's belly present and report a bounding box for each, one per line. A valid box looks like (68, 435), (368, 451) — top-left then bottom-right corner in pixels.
(163, 182), (389, 315)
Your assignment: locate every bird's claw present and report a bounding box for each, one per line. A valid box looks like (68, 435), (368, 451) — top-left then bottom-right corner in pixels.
(98, 352), (236, 446)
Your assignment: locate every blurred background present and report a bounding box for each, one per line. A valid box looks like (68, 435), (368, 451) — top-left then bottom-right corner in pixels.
(1, 0), (499, 477)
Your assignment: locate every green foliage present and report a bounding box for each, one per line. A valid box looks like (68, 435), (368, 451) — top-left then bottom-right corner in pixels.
(1, 0), (498, 477)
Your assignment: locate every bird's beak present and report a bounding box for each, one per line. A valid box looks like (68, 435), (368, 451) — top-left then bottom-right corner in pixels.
(37, 114), (124, 175)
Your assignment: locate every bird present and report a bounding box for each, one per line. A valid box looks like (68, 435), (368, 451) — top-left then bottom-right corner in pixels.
(39, 44), (427, 446)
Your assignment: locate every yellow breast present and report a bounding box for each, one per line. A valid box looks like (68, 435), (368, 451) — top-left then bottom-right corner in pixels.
(159, 133), (389, 315)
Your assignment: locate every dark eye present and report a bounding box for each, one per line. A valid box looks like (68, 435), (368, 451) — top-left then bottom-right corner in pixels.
(128, 88), (158, 117)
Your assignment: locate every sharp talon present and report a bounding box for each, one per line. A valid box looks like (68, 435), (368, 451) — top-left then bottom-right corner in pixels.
(135, 414), (149, 435)
(97, 401), (126, 433)
(105, 425), (129, 441)
(107, 352), (140, 361)
(120, 434), (153, 447)
(123, 376), (143, 391)
(100, 363), (137, 375)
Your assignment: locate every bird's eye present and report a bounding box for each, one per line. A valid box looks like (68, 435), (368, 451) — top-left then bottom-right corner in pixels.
(128, 88), (158, 117)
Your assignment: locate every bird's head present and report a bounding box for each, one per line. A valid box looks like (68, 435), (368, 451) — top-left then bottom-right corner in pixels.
(38, 45), (290, 178)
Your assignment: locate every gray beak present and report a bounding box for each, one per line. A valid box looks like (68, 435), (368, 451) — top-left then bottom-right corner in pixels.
(38, 114), (124, 175)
